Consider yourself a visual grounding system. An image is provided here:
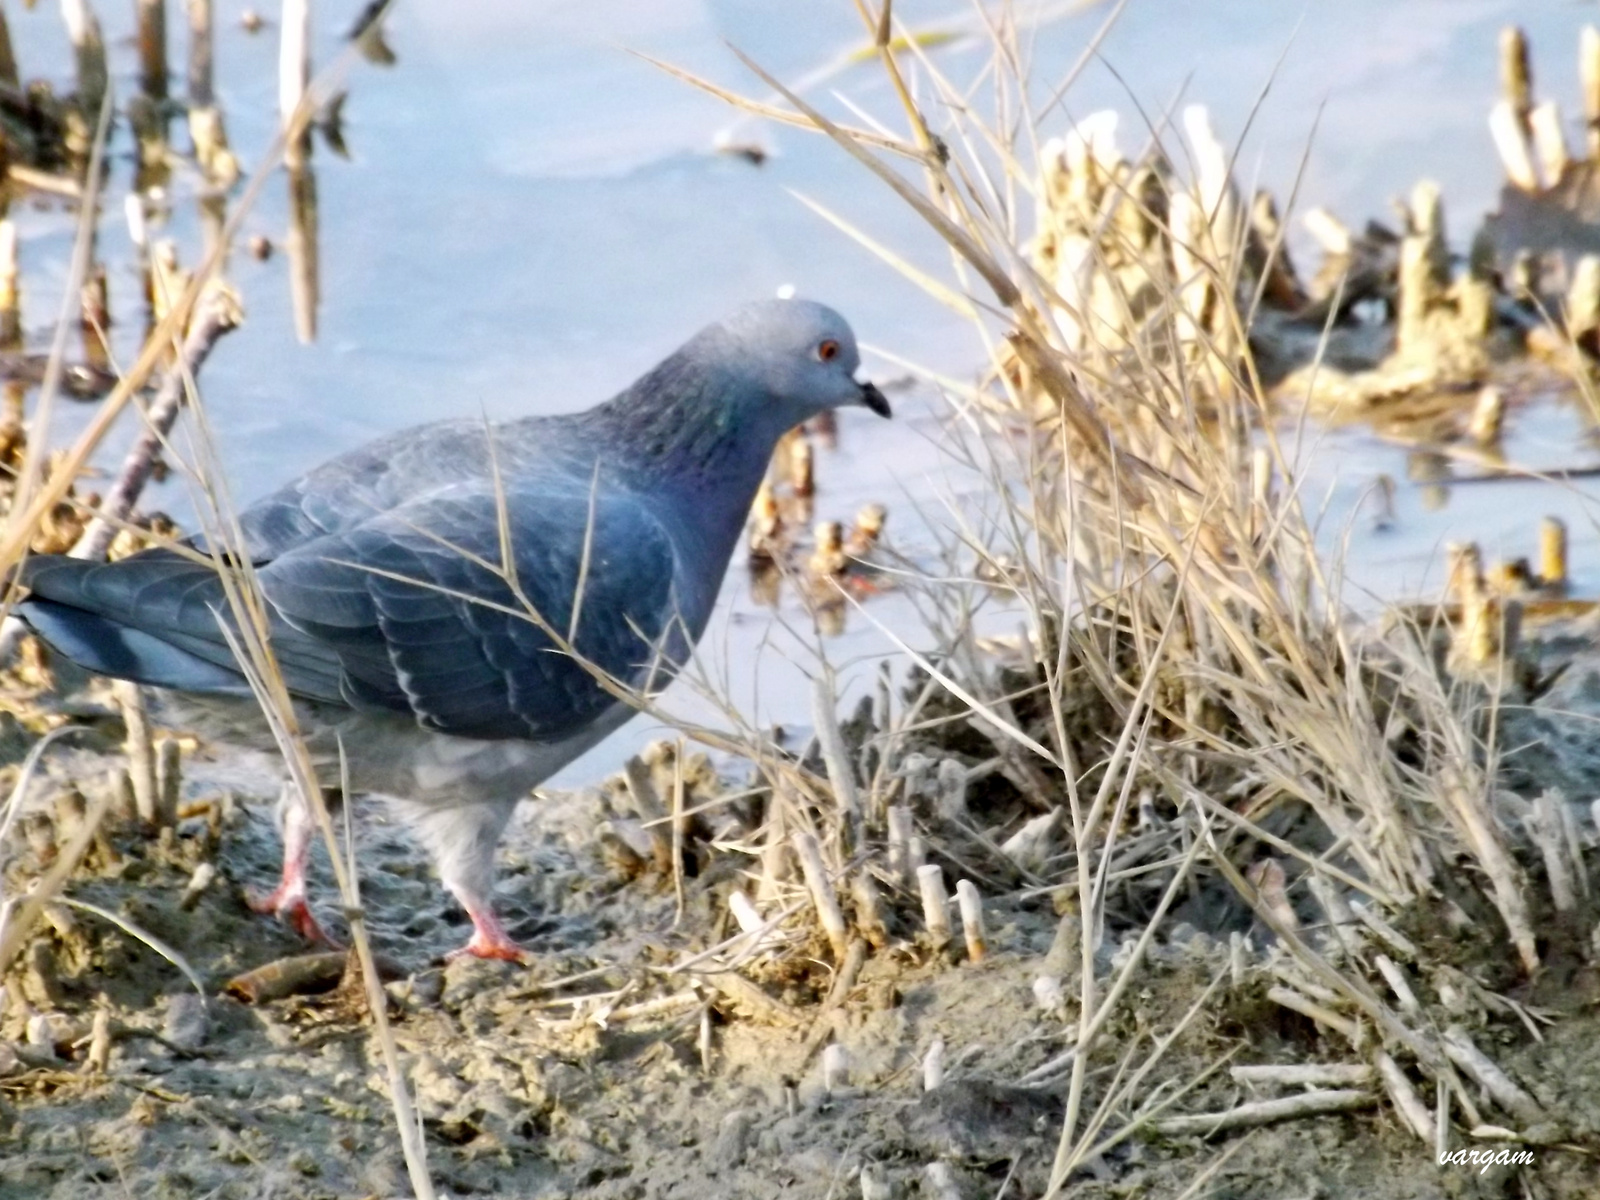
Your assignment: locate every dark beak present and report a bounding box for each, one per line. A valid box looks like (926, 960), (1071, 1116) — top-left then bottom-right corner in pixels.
(858, 380), (892, 418)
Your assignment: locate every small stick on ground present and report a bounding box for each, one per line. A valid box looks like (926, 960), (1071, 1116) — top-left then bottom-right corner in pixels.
(1267, 985), (1357, 1042)
(1375, 1050), (1433, 1142)
(1230, 1063), (1373, 1088)
(178, 862), (215, 910)
(1149, 1089), (1375, 1137)
(1441, 1026), (1546, 1126)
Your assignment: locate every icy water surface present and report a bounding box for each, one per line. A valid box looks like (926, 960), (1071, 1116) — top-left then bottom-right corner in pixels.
(4, 0), (1600, 779)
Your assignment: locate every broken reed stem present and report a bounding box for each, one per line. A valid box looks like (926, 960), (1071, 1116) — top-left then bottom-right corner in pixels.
(0, 7), (16, 90)
(61, 0), (109, 118)
(955, 878), (987, 963)
(137, 0), (168, 100)
(280, 0), (311, 168)
(922, 1036), (945, 1091)
(821, 1042), (847, 1092)
(0, 220), (19, 348)
(154, 737), (181, 827)
(916, 862), (952, 952)
(187, 0), (214, 105)
(791, 831), (850, 962)
(71, 284), (243, 561)
(114, 681), (160, 827)
(621, 756), (673, 875)
(1540, 517), (1567, 591)
(1374, 1051), (1432, 1142)
(886, 805), (913, 883)
(850, 870), (888, 948)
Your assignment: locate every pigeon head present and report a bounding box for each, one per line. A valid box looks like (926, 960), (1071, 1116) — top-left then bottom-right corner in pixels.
(697, 299), (891, 428)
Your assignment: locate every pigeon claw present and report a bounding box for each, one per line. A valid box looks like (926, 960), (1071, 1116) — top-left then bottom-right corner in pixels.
(446, 930), (531, 965)
(247, 885), (340, 948)
(446, 905), (531, 964)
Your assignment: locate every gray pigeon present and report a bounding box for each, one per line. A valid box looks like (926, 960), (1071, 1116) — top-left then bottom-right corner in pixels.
(15, 299), (890, 960)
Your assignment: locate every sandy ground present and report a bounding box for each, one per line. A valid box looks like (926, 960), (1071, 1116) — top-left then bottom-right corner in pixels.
(4, 675), (1600, 1200)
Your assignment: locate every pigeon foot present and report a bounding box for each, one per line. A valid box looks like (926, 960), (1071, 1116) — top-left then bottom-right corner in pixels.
(248, 884), (339, 947)
(446, 906), (530, 964)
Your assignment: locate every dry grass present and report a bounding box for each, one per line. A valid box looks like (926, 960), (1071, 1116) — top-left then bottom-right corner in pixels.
(652, 2), (1577, 1189)
(0, 3), (1585, 1197)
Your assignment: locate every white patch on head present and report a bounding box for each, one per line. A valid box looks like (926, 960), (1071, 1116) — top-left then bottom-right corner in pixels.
(775, 283), (796, 300)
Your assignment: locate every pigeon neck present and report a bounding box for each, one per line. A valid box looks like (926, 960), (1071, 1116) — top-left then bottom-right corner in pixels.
(601, 352), (787, 506)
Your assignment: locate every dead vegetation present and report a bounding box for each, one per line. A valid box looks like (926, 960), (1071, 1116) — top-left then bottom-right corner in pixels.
(5, 4), (1600, 1200)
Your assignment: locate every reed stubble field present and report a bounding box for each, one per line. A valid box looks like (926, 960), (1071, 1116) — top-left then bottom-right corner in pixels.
(6, 4), (1600, 1198)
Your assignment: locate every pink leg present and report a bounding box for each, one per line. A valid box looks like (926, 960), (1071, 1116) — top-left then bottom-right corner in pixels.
(445, 898), (529, 964)
(248, 786), (338, 947)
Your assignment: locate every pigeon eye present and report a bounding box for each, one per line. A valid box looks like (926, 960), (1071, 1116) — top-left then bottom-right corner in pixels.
(817, 339), (840, 362)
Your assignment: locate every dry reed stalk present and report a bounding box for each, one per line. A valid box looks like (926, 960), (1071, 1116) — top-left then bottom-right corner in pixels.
(70, 283), (243, 561)
(137, 0), (168, 99)
(1440, 1026), (1545, 1125)
(1149, 1089), (1375, 1137)
(811, 670), (861, 842)
(792, 830), (850, 961)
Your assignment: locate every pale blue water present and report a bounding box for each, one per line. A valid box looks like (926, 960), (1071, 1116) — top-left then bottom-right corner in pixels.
(4, 0), (1599, 779)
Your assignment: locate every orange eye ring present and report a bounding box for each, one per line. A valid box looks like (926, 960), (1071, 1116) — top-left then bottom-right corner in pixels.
(817, 339), (840, 362)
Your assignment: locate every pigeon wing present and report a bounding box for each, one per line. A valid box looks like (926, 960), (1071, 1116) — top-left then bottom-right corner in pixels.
(259, 477), (684, 740)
